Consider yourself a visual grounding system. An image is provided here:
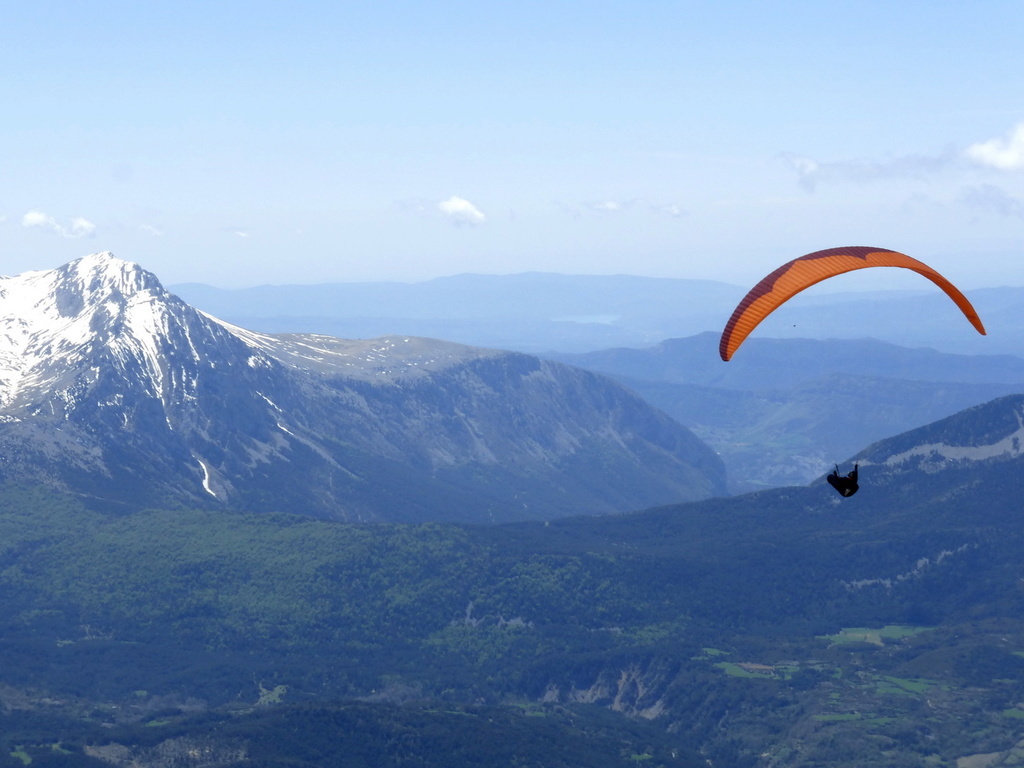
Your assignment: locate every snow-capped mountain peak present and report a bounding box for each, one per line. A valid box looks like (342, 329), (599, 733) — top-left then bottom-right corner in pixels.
(0, 252), (159, 326)
(0, 251), (268, 414)
(53, 250), (162, 302)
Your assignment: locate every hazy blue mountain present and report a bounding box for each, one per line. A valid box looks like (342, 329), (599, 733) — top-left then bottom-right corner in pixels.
(171, 273), (1024, 356)
(750, 284), (1024, 356)
(0, 253), (725, 521)
(171, 273), (744, 354)
(551, 334), (1024, 491)
(174, 272), (742, 322)
(551, 333), (1024, 389)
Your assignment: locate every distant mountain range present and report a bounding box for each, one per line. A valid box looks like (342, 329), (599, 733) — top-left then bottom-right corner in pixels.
(171, 273), (743, 354)
(0, 253), (725, 521)
(171, 273), (1024, 356)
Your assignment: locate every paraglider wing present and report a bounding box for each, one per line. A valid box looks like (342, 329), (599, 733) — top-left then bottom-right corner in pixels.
(719, 246), (986, 361)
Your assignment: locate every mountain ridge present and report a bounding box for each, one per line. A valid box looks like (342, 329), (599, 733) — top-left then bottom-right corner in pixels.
(854, 392), (1024, 469)
(0, 252), (726, 521)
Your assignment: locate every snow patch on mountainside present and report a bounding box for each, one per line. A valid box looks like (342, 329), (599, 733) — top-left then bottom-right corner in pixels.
(197, 458), (217, 498)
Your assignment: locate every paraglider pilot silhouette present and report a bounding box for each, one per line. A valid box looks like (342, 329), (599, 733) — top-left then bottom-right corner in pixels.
(827, 463), (859, 498)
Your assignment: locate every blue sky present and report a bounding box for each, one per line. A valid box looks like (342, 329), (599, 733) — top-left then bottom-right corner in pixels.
(3, 1), (1024, 288)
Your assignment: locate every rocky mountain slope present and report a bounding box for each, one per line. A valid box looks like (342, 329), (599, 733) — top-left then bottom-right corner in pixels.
(0, 253), (725, 521)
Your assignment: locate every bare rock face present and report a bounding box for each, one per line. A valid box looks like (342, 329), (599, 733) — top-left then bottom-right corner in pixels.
(0, 252), (726, 522)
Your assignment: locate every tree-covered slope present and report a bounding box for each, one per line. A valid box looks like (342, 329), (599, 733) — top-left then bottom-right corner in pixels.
(5, 399), (1024, 767)
(6, 393), (1024, 767)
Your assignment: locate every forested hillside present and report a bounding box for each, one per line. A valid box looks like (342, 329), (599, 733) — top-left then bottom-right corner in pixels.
(3, 396), (1024, 768)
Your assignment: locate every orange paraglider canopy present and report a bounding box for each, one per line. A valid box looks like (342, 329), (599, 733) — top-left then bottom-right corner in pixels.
(719, 246), (986, 361)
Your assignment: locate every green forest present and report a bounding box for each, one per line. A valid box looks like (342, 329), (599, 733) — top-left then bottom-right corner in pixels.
(3, 450), (1024, 766)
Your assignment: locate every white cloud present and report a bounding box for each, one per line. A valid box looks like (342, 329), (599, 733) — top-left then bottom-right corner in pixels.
(965, 123), (1024, 170)
(780, 154), (821, 190)
(22, 210), (96, 238)
(438, 196), (486, 226)
(139, 223), (163, 236)
(22, 210), (54, 228)
(781, 150), (954, 191)
(68, 217), (96, 237)
(784, 124), (1024, 190)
